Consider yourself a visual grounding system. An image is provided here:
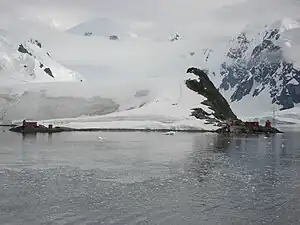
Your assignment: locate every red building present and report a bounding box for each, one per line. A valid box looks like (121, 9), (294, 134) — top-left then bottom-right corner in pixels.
(23, 120), (38, 127)
(265, 120), (271, 127)
(245, 121), (259, 126)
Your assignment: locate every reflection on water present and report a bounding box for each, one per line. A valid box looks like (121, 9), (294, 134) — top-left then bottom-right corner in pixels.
(0, 129), (300, 224)
(22, 132), (37, 140)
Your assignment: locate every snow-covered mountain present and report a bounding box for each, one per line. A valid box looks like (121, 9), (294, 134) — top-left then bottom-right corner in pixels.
(66, 18), (129, 40)
(203, 18), (300, 117)
(0, 30), (232, 129)
(0, 34), (83, 85)
(65, 17), (180, 42)
(1, 0), (300, 128)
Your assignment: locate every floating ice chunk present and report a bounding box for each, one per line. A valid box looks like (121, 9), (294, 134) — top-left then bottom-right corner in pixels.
(163, 131), (176, 135)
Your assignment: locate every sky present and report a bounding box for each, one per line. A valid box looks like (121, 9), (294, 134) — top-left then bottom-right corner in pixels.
(0, 0), (298, 47)
(1, 0), (299, 68)
(2, 0), (299, 31)
(0, 0), (246, 22)
(1, 0), (300, 71)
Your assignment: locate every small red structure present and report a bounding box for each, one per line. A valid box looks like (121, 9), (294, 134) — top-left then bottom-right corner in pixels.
(245, 121), (259, 127)
(265, 120), (271, 127)
(23, 120), (38, 126)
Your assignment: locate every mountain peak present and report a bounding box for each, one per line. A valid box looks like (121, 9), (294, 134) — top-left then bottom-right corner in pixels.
(0, 35), (83, 85)
(203, 19), (300, 116)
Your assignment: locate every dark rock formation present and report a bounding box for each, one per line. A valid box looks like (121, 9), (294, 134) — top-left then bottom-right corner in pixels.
(216, 124), (282, 134)
(109, 35), (119, 40)
(84, 32), (93, 36)
(9, 125), (73, 133)
(29, 39), (42, 48)
(219, 28), (300, 110)
(186, 67), (237, 121)
(170, 34), (180, 42)
(44, 68), (54, 78)
(35, 40), (42, 48)
(18, 44), (32, 56)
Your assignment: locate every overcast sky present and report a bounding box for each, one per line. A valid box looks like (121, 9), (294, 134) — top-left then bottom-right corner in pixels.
(0, 0), (244, 28)
(0, 0), (299, 41)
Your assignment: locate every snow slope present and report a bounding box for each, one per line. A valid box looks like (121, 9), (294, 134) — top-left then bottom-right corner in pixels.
(0, 32), (83, 85)
(35, 77), (219, 131)
(66, 18), (129, 39)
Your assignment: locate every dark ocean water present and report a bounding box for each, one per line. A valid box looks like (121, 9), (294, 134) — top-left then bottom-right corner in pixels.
(0, 128), (300, 224)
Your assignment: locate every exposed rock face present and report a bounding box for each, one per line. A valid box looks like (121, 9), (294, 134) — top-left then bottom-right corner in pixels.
(84, 32), (93, 36)
(186, 67), (237, 121)
(17, 41), (56, 79)
(29, 39), (42, 48)
(170, 34), (180, 42)
(109, 35), (119, 40)
(44, 68), (54, 78)
(0, 36), (83, 82)
(18, 44), (31, 55)
(216, 124), (282, 134)
(218, 26), (300, 110)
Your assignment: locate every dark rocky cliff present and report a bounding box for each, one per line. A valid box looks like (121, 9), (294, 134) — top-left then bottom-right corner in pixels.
(186, 67), (237, 121)
(218, 28), (300, 110)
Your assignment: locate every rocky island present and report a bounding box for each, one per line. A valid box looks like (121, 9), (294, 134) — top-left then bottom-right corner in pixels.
(185, 67), (282, 134)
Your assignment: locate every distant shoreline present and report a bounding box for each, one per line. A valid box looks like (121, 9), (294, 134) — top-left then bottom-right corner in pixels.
(5, 125), (284, 135)
(7, 125), (214, 133)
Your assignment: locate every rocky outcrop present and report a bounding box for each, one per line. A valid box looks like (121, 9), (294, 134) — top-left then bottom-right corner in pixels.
(186, 67), (237, 121)
(170, 34), (180, 42)
(0, 36), (83, 82)
(109, 35), (119, 40)
(84, 32), (93, 36)
(44, 68), (54, 78)
(18, 44), (31, 55)
(216, 123), (282, 134)
(29, 39), (42, 48)
(218, 25), (300, 110)
(17, 40), (56, 79)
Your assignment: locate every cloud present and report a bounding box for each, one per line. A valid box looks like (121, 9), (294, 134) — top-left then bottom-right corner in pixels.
(1, 0), (300, 41)
(0, 0), (249, 30)
(220, 0), (300, 24)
